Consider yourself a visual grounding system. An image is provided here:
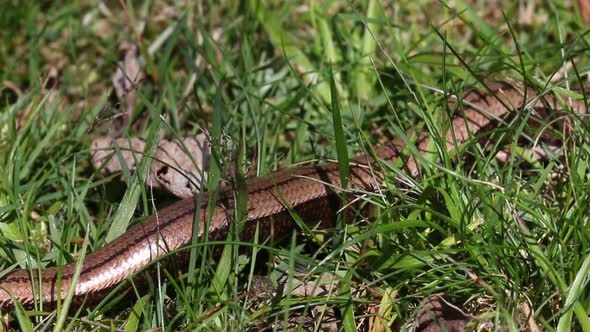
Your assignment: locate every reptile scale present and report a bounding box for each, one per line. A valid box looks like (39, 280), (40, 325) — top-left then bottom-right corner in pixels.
(0, 82), (585, 308)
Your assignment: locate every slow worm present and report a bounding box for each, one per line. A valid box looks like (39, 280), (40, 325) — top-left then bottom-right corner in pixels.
(0, 82), (583, 309)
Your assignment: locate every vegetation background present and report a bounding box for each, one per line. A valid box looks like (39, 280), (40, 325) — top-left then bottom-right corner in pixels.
(1, 0), (590, 331)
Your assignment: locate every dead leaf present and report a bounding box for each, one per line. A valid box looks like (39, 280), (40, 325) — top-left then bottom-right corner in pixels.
(152, 134), (210, 198)
(90, 134), (210, 198)
(409, 295), (488, 332)
(91, 137), (145, 174)
(519, 301), (541, 332)
(111, 41), (144, 136)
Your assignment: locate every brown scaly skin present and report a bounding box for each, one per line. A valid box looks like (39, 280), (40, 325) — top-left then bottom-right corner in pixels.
(0, 82), (585, 309)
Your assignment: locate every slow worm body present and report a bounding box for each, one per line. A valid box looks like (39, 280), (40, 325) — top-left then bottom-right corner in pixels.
(0, 82), (583, 308)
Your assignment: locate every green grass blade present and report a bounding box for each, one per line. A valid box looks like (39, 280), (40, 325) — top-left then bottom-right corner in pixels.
(353, 0), (380, 99)
(557, 253), (590, 332)
(105, 107), (162, 242)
